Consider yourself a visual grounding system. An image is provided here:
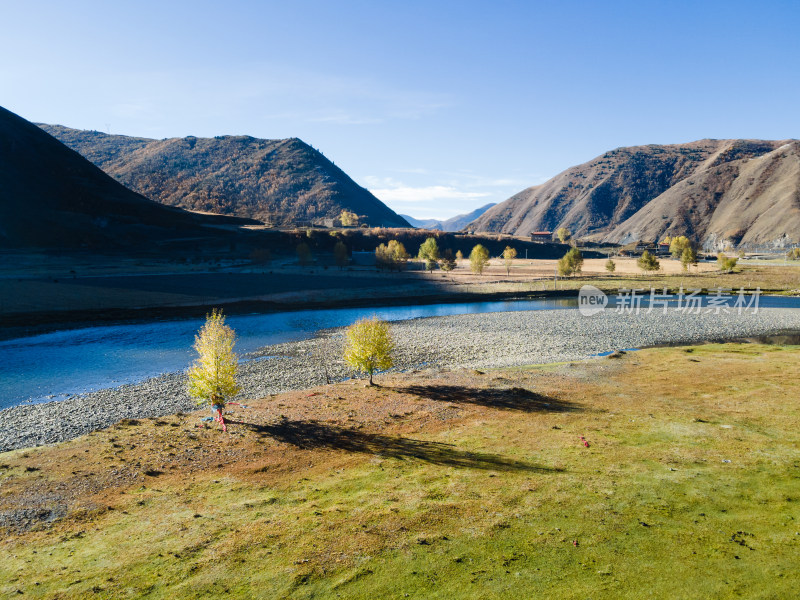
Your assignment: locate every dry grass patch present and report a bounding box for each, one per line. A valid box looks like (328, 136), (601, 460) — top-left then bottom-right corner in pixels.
(1, 345), (799, 598)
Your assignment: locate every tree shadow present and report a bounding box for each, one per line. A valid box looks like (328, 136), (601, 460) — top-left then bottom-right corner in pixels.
(393, 384), (581, 413)
(241, 419), (561, 473)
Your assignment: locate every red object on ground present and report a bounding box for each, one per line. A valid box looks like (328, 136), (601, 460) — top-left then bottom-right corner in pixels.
(583, 440), (590, 447)
(214, 408), (227, 432)
(573, 540), (579, 546)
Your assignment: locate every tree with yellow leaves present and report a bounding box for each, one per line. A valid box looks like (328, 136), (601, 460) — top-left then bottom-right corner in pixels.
(502, 246), (517, 275)
(187, 310), (240, 431)
(343, 317), (393, 385)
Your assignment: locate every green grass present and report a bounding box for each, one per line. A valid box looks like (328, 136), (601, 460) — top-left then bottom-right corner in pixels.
(2, 345), (799, 598)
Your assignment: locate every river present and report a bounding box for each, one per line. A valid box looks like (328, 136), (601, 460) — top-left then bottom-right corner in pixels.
(3, 295), (800, 410)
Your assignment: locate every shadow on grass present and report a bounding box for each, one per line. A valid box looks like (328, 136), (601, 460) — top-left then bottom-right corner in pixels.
(242, 419), (561, 473)
(393, 385), (581, 413)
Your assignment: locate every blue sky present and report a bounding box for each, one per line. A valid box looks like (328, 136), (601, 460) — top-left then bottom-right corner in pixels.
(2, 1), (799, 219)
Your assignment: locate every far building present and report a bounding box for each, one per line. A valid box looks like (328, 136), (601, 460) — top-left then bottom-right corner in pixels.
(530, 231), (553, 243)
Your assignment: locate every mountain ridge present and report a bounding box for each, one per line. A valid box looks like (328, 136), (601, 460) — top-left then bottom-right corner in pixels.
(38, 124), (409, 228)
(471, 139), (800, 248)
(0, 106), (253, 249)
(400, 203), (496, 231)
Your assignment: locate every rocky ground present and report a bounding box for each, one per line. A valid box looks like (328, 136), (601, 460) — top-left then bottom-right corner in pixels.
(3, 306), (800, 452)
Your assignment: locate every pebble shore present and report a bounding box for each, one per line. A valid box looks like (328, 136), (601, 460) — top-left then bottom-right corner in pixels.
(3, 306), (800, 452)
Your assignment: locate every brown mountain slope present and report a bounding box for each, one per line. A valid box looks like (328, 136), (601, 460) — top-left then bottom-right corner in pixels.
(0, 106), (251, 249)
(606, 142), (800, 248)
(471, 139), (797, 247)
(38, 125), (409, 228)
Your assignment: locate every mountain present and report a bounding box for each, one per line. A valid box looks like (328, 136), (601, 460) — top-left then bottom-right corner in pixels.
(401, 203), (496, 231)
(401, 215), (442, 229)
(470, 140), (800, 248)
(38, 124), (409, 228)
(0, 106), (251, 249)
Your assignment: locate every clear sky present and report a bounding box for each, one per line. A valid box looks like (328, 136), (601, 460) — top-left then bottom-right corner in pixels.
(2, 1), (799, 219)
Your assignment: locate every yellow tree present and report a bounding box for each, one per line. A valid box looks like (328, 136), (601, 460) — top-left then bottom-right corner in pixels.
(343, 317), (394, 385)
(669, 235), (691, 259)
(502, 246), (517, 275)
(187, 310), (240, 431)
(388, 239), (410, 270)
(680, 247), (697, 271)
(469, 244), (490, 274)
(340, 210), (359, 227)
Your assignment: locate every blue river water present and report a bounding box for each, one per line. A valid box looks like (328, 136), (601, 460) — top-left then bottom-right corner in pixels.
(2, 295), (799, 410)
(0, 298), (577, 408)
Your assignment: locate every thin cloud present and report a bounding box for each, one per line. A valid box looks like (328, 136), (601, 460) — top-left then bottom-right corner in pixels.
(370, 185), (490, 203)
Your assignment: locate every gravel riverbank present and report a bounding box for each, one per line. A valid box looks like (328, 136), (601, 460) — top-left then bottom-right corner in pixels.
(3, 307), (800, 452)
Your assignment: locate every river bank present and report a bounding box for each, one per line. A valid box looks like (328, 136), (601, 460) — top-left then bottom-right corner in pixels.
(4, 306), (800, 452)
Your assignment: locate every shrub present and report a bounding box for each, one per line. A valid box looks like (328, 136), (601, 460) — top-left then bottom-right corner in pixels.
(717, 253), (738, 273)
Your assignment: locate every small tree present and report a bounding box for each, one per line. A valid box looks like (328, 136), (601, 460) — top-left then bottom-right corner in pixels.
(469, 244), (490, 274)
(787, 248), (800, 260)
(334, 241), (348, 269)
(343, 317), (393, 385)
(440, 248), (456, 272)
(557, 227), (571, 243)
(637, 250), (660, 274)
(297, 242), (312, 266)
(187, 310), (240, 432)
(340, 210), (359, 227)
(455, 249), (464, 261)
(388, 239), (410, 270)
(717, 253), (738, 273)
(605, 258), (616, 274)
(669, 235), (692, 259)
(418, 237), (440, 273)
(502, 246), (517, 275)
(558, 247), (583, 277)
(375, 243), (392, 271)
(680, 247), (697, 272)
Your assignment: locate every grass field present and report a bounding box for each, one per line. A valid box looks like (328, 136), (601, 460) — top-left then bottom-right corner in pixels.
(1, 343), (799, 598)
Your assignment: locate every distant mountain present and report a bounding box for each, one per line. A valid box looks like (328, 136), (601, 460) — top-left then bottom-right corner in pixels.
(470, 140), (800, 248)
(0, 106), (251, 249)
(401, 215), (441, 229)
(38, 124), (409, 228)
(401, 203), (496, 232)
